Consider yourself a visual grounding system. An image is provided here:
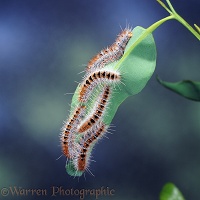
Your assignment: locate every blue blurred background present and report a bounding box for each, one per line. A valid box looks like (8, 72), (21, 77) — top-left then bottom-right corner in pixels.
(0, 0), (199, 199)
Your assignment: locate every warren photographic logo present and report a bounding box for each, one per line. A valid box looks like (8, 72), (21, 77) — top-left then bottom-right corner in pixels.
(0, 186), (115, 199)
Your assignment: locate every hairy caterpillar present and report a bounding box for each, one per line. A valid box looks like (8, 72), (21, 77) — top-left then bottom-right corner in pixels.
(86, 28), (132, 73)
(77, 123), (107, 171)
(78, 86), (111, 133)
(60, 105), (85, 158)
(79, 70), (120, 102)
(61, 26), (157, 177)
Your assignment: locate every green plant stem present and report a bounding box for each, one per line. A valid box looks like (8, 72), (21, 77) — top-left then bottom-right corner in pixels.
(157, 0), (172, 14)
(114, 0), (200, 71)
(130, 15), (174, 52)
(166, 0), (176, 13)
(173, 12), (200, 40)
(114, 15), (174, 70)
(194, 24), (200, 33)
(160, 0), (200, 40)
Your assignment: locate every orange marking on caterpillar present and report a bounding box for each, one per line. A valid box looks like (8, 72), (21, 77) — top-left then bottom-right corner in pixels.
(79, 70), (119, 102)
(78, 86), (110, 133)
(86, 28), (132, 73)
(77, 123), (107, 171)
(60, 105), (86, 158)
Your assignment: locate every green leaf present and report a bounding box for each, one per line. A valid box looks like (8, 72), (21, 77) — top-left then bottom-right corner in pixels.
(102, 26), (157, 124)
(71, 26), (157, 124)
(157, 76), (200, 101)
(160, 183), (185, 200)
(67, 26), (157, 176)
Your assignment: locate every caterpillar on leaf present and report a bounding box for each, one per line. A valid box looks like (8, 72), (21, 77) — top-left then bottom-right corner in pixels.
(61, 26), (157, 177)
